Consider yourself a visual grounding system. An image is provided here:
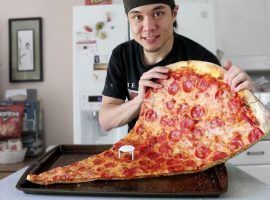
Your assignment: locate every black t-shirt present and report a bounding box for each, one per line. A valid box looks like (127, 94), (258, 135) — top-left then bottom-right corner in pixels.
(102, 33), (220, 131)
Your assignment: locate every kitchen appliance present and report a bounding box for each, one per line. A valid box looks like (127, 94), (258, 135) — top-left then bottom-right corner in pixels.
(73, 2), (217, 144)
(73, 4), (129, 144)
(228, 91), (270, 184)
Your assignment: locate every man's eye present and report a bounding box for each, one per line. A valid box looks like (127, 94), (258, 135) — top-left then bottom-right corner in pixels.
(153, 12), (163, 18)
(134, 15), (143, 22)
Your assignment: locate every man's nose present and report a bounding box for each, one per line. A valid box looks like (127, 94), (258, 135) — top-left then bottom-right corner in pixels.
(142, 16), (156, 32)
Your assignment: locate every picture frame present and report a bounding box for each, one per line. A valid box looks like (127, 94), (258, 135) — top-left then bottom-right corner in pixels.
(9, 17), (43, 82)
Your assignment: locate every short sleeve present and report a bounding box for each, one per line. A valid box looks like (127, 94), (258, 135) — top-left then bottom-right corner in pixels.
(102, 49), (127, 100)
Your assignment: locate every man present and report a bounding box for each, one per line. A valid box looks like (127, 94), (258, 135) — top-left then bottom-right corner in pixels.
(99, 0), (254, 132)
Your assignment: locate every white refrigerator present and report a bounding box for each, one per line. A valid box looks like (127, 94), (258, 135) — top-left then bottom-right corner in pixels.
(73, 4), (129, 145)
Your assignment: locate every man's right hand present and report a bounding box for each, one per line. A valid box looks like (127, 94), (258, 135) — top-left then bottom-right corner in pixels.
(137, 66), (169, 103)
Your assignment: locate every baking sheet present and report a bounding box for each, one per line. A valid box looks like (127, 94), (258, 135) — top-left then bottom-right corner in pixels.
(16, 145), (228, 197)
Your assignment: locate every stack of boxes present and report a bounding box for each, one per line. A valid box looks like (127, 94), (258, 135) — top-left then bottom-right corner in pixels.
(0, 90), (44, 157)
(21, 100), (44, 157)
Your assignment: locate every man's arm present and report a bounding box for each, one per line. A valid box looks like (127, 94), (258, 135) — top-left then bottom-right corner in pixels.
(99, 67), (169, 131)
(99, 95), (142, 131)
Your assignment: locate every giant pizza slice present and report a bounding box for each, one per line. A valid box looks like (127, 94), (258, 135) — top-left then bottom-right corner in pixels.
(27, 61), (270, 185)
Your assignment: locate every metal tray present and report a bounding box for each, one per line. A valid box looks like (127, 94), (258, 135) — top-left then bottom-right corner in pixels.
(16, 145), (228, 197)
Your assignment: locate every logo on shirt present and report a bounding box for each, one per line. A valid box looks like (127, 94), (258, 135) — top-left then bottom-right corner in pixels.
(127, 82), (136, 89)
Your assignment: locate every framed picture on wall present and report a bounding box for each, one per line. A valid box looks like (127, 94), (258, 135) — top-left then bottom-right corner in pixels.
(85, 0), (112, 5)
(9, 17), (43, 82)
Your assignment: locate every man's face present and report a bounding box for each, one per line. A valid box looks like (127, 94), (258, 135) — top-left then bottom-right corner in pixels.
(128, 3), (177, 53)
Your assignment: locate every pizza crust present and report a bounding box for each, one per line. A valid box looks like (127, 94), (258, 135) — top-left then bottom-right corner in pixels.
(167, 60), (226, 80)
(239, 90), (270, 135)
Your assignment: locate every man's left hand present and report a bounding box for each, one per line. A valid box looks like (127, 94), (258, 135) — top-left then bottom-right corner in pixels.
(223, 60), (255, 92)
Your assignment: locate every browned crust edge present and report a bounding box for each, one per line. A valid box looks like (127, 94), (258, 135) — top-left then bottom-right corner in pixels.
(166, 60), (226, 80)
(239, 90), (270, 135)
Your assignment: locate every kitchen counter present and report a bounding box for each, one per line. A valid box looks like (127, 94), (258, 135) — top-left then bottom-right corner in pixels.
(0, 164), (269, 200)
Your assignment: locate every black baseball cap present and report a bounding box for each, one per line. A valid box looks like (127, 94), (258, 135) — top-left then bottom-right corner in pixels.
(123, 0), (176, 14)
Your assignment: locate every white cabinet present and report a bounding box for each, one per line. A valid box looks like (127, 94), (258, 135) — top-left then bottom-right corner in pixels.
(228, 140), (270, 185)
(228, 141), (270, 165)
(215, 0), (270, 71)
(236, 165), (270, 185)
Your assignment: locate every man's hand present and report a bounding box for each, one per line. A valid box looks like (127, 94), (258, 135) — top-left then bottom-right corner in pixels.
(223, 60), (255, 92)
(137, 66), (169, 103)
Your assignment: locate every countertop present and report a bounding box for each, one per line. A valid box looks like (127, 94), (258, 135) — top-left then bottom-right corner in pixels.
(0, 164), (269, 200)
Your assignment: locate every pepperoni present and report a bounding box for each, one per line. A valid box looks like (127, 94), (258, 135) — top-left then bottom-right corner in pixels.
(123, 168), (137, 177)
(155, 157), (166, 163)
(104, 162), (115, 168)
(197, 77), (209, 92)
(213, 151), (228, 161)
(184, 160), (197, 168)
(181, 116), (195, 130)
(100, 172), (112, 179)
(93, 159), (104, 165)
(195, 145), (210, 159)
(210, 117), (224, 128)
(140, 161), (152, 171)
(151, 164), (161, 171)
(190, 105), (205, 119)
(96, 167), (103, 172)
(136, 124), (144, 135)
(168, 81), (180, 95)
(156, 133), (167, 143)
(169, 129), (182, 142)
(139, 145), (151, 155)
(160, 115), (175, 127)
(103, 151), (115, 157)
(166, 158), (177, 166)
(166, 99), (176, 110)
(146, 151), (159, 159)
(182, 79), (195, 93)
(145, 109), (157, 122)
(229, 134), (243, 151)
(228, 98), (242, 114)
(176, 153), (188, 160)
(176, 103), (189, 115)
(159, 142), (172, 153)
(139, 159), (151, 166)
(248, 128), (263, 143)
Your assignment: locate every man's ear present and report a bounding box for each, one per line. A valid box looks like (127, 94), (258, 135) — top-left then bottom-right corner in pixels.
(172, 5), (179, 19)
